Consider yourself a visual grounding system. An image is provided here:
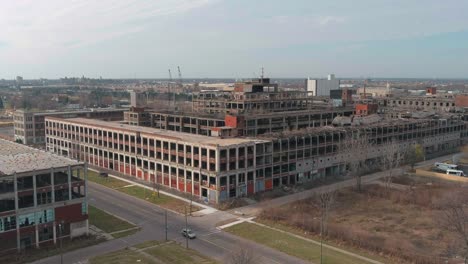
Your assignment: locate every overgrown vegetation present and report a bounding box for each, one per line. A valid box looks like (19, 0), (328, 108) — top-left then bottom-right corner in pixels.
(258, 175), (468, 264)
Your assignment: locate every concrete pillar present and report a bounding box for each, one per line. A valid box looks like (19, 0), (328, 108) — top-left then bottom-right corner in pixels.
(253, 145), (257, 193)
(14, 172), (20, 252)
(68, 165), (72, 201)
(235, 147), (239, 170)
(33, 173), (37, 207)
(35, 225), (39, 248)
(53, 223), (57, 244)
(215, 148), (220, 172)
(51, 168), (55, 203)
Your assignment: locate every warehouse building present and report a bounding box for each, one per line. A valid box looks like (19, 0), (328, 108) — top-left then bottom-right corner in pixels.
(13, 108), (126, 146)
(44, 78), (468, 204)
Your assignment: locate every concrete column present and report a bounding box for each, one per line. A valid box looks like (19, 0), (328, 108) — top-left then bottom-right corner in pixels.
(51, 168), (55, 203)
(215, 148), (220, 172)
(14, 172), (20, 252)
(33, 173), (37, 207)
(236, 147), (239, 170)
(53, 223), (57, 244)
(226, 148), (230, 171)
(35, 225), (39, 248)
(253, 145), (257, 193)
(68, 165), (72, 201)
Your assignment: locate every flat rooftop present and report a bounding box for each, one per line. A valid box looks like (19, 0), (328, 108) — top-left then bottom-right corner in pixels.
(49, 117), (266, 147)
(0, 139), (81, 176)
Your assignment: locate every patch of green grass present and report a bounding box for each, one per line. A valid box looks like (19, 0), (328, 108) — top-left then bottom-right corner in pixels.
(111, 228), (141, 239)
(257, 218), (390, 264)
(225, 222), (376, 264)
(87, 170), (200, 214)
(87, 171), (129, 189)
(144, 242), (217, 264)
(88, 205), (135, 234)
(133, 240), (163, 250)
(90, 241), (217, 264)
(90, 248), (155, 264)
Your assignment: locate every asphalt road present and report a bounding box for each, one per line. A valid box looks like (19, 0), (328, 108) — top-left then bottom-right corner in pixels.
(33, 182), (308, 264)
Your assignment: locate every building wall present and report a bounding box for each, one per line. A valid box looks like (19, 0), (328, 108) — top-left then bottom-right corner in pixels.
(13, 109), (125, 146)
(0, 165), (88, 253)
(306, 75), (340, 96)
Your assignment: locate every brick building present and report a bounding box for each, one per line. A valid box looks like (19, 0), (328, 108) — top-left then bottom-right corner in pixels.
(0, 139), (88, 253)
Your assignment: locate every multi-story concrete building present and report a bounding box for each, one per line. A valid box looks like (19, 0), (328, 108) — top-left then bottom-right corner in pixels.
(43, 79), (468, 204)
(45, 115), (466, 204)
(0, 139), (88, 253)
(13, 108), (126, 145)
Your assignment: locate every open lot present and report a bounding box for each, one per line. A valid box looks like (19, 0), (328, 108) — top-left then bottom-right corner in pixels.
(90, 240), (217, 264)
(258, 174), (468, 263)
(87, 171), (200, 214)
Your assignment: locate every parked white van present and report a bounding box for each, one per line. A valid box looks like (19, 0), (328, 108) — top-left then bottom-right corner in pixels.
(434, 162), (458, 172)
(446, 169), (465, 177)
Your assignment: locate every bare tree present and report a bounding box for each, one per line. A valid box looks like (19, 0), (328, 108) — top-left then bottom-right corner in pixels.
(317, 189), (336, 264)
(381, 139), (403, 191)
(227, 244), (258, 264)
(439, 191), (468, 263)
(341, 129), (373, 192)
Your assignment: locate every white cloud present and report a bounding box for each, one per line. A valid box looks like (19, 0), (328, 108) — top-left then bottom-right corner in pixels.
(316, 16), (345, 26)
(0, 0), (216, 60)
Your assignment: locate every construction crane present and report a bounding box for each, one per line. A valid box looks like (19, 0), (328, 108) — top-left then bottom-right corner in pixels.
(177, 66), (183, 90)
(168, 69), (172, 106)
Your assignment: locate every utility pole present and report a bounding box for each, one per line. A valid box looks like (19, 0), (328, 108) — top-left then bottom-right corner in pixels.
(320, 214), (323, 264)
(59, 220), (64, 264)
(165, 209), (168, 241)
(185, 206), (188, 249)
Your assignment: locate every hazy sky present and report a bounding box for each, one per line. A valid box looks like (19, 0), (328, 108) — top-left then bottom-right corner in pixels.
(1, 0), (468, 79)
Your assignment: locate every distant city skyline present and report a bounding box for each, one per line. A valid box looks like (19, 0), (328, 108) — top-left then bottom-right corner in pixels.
(1, 0), (468, 79)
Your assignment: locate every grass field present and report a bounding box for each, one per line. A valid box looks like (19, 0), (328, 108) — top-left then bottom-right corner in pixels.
(225, 222), (376, 264)
(88, 205), (139, 238)
(90, 241), (216, 264)
(258, 174), (466, 263)
(87, 170), (200, 214)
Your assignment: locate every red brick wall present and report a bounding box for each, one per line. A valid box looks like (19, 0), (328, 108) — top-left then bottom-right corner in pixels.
(426, 87), (437, 95)
(225, 115), (238, 128)
(355, 103), (378, 115)
(234, 83), (244, 92)
(55, 203), (87, 223)
(455, 95), (468, 107)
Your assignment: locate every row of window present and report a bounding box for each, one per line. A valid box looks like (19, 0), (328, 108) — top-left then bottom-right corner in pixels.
(0, 209), (54, 233)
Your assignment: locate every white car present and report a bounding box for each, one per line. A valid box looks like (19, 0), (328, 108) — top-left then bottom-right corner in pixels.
(181, 228), (196, 239)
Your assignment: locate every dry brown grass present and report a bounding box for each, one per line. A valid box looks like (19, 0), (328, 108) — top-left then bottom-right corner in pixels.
(259, 175), (468, 264)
